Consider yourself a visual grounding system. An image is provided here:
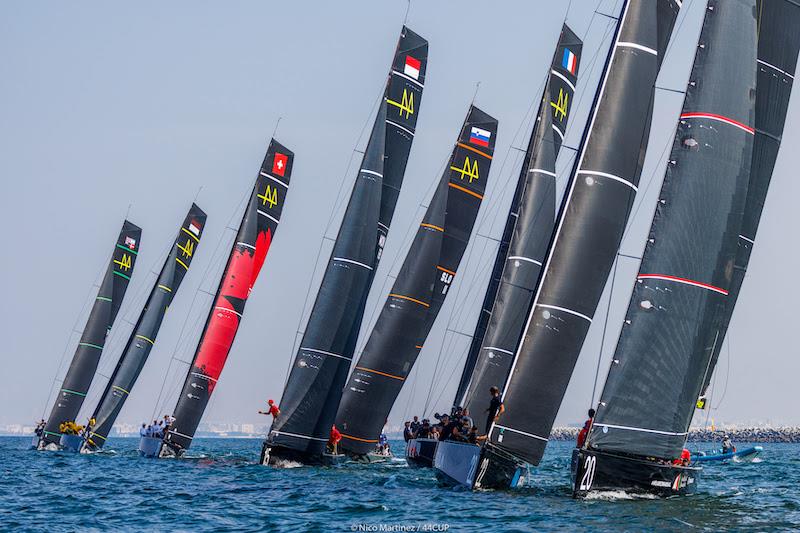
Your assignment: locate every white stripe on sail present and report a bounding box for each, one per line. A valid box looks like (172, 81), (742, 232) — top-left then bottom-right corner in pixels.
(259, 171), (289, 188)
(386, 119), (414, 137)
(617, 42), (658, 56)
(333, 257), (374, 270)
(271, 430), (328, 442)
(300, 347), (350, 361)
(579, 170), (638, 191)
(391, 69), (425, 88)
(529, 168), (558, 178)
(484, 346), (514, 355)
(758, 59), (794, 79)
(550, 69), (576, 92)
(594, 423), (688, 437)
(494, 425), (548, 442)
(536, 304), (592, 323)
(257, 210), (279, 224)
(507, 256), (543, 266)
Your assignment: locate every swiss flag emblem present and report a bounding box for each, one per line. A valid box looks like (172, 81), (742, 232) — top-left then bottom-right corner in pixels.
(272, 153), (288, 177)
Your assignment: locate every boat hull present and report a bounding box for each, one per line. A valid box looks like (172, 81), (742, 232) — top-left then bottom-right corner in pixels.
(434, 441), (529, 489)
(59, 434), (84, 453)
(405, 438), (438, 468)
(260, 442), (344, 467)
(571, 448), (701, 497)
(30, 436), (41, 450)
(138, 436), (163, 458)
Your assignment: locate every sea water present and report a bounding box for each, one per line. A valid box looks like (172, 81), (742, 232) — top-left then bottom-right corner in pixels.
(2, 438), (798, 531)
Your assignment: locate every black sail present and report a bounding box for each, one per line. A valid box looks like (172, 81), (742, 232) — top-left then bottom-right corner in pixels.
(457, 25), (582, 416)
(163, 140), (294, 453)
(335, 106), (497, 454)
(85, 204), (207, 449)
(590, 0), (757, 460)
(490, 0), (680, 466)
(268, 27), (428, 458)
(698, 0), (800, 399)
(41, 220), (142, 446)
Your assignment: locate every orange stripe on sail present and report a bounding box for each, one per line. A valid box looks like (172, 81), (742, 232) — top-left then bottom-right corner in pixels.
(388, 293), (430, 308)
(420, 223), (444, 232)
(448, 182), (483, 200)
(437, 265), (455, 276)
(456, 142), (493, 160)
(355, 366), (405, 381)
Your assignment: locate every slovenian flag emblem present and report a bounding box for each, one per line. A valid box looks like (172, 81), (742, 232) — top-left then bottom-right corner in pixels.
(189, 220), (202, 236)
(404, 55), (421, 80)
(469, 126), (491, 147)
(562, 48), (577, 75)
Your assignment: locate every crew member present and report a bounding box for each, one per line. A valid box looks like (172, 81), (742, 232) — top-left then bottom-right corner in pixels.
(722, 435), (735, 454)
(258, 399), (281, 420)
(485, 386), (505, 434)
(328, 424), (342, 455)
(577, 409), (596, 448)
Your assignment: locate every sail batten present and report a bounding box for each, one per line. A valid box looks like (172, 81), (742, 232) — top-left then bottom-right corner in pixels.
(162, 140), (293, 453)
(267, 27), (428, 459)
(335, 106), (497, 455)
(40, 220), (142, 446)
(590, 0), (758, 460)
(85, 204), (207, 449)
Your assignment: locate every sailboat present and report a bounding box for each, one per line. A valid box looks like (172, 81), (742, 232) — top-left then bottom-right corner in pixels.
(456, 24), (582, 439)
(79, 204), (207, 452)
(38, 220), (142, 451)
(697, 0), (800, 410)
(409, 23), (582, 470)
(334, 105), (498, 460)
(434, 0), (681, 489)
(574, 0), (800, 497)
(261, 27), (428, 467)
(154, 139), (294, 457)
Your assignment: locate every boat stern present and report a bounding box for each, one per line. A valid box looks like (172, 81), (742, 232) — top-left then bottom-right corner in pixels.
(59, 434), (84, 453)
(572, 447), (701, 497)
(138, 436), (164, 458)
(405, 438), (438, 468)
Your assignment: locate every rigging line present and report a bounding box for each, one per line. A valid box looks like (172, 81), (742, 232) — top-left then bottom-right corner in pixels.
(194, 186), (203, 203)
(272, 116), (282, 140)
(125, 203), (132, 219)
(403, 0), (411, 25)
(591, 255), (619, 407)
(714, 330), (732, 409)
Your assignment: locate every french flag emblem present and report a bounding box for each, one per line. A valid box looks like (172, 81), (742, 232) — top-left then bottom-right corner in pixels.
(469, 127), (491, 147)
(562, 48), (577, 75)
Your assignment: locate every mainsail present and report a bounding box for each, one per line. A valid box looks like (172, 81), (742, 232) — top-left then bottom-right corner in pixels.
(85, 204), (207, 450)
(335, 106), (497, 455)
(162, 140), (293, 453)
(456, 25), (582, 416)
(489, 0), (680, 467)
(589, 0), (758, 460)
(698, 0), (800, 400)
(267, 27), (428, 460)
(40, 220), (142, 446)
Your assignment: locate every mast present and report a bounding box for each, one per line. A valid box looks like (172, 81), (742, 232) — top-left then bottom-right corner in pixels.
(85, 204), (207, 450)
(698, 0), (800, 401)
(589, 0), (758, 460)
(162, 140), (293, 454)
(267, 27), (428, 460)
(456, 25), (582, 414)
(335, 106), (497, 455)
(489, 0), (681, 467)
(40, 220), (142, 446)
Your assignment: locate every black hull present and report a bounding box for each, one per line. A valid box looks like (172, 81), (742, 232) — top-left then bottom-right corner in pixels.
(260, 442), (344, 467)
(571, 448), (701, 497)
(405, 438), (438, 468)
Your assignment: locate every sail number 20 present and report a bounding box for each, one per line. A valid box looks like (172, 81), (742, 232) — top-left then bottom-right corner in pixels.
(579, 455), (597, 491)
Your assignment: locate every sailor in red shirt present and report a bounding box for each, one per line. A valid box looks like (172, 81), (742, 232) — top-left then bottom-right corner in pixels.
(673, 448), (691, 466)
(328, 424), (342, 455)
(258, 399), (280, 420)
(576, 409), (595, 448)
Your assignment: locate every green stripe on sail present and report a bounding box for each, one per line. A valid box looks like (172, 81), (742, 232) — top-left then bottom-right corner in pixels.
(96, 296), (112, 302)
(113, 271), (131, 280)
(61, 388), (87, 397)
(44, 431), (62, 437)
(78, 342), (104, 350)
(116, 243), (138, 255)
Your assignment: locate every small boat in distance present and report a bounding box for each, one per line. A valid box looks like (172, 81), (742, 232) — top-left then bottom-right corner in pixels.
(694, 446), (763, 463)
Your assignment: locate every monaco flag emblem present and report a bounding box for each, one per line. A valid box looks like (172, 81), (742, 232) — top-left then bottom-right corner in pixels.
(404, 55), (421, 80)
(272, 153), (288, 177)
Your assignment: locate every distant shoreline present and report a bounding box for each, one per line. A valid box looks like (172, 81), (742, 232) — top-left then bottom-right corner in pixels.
(549, 426), (800, 443)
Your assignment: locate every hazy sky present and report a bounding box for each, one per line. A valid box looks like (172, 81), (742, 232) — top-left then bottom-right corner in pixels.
(2, 0), (798, 431)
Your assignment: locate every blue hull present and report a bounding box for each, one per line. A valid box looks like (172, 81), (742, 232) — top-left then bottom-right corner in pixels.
(693, 446), (762, 463)
(59, 434), (84, 453)
(138, 437), (163, 458)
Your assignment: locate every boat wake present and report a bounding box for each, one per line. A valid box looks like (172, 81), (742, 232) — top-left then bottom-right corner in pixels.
(271, 459), (304, 469)
(583, 490), (658, 501)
